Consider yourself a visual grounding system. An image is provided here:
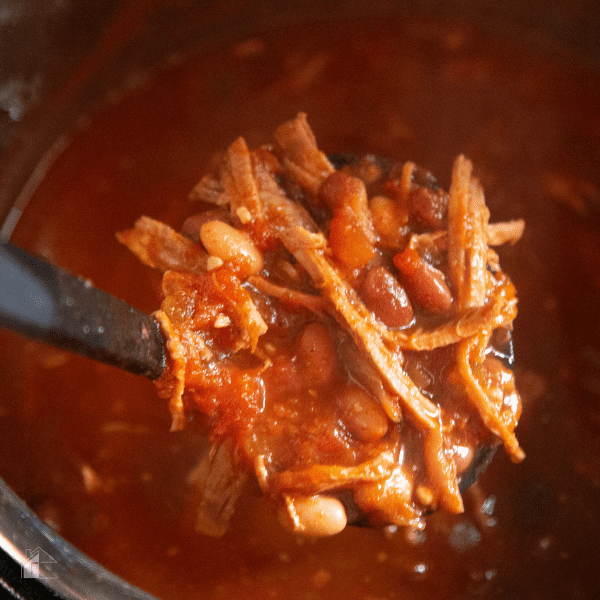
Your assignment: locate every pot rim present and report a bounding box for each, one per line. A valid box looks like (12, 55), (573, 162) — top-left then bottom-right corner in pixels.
(0, 476), (157, 599)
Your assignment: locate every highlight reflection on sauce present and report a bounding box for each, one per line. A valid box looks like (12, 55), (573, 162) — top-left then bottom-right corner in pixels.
(0, 14), (599, 600)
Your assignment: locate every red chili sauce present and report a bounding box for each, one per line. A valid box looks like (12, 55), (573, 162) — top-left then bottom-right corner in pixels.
(1, 15), (599, 600)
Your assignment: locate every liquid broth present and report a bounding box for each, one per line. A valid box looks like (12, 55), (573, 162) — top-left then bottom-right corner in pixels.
(1, 15), (599, 600)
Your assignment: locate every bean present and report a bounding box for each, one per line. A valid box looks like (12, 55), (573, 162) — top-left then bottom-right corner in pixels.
(477, 355), (511, 390)
(181, 209), (230, 241)
(338, 383), (389, 442)
(322, 172), (377, 272)
(299, 322), (336, 386)
(403, 356), (434, 393)
(369, 195), (408, 247)
(328, 208), (377, 271)
(320, 171), (367, 212)
(360, 266), (414, 328)
(199, 220), (263, 278)
(410, 186), (448, 229)
(474, 356), (520, 416)
(280, 495), (348, 537)
(393, 248), (453, 314)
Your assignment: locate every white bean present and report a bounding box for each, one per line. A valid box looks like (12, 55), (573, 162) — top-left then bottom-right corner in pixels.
(279, 495), (347, 537)
(299, 322), (336, 386)
(200, 220), (263, 278)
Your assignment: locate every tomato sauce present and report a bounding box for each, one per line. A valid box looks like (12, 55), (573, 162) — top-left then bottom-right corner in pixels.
(1, 14), (599, 600)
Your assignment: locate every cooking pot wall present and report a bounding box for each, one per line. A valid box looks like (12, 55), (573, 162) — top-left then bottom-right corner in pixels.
(1, 0), (599, 221)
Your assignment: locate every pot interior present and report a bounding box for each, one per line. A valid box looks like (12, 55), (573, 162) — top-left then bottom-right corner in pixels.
(1, 2), (600, 599)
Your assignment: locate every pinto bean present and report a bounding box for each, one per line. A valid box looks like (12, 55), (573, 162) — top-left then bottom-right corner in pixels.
(360, 266), (414, 328)
(410, 186), (448, 229)
(280, 495), (348, 537)
(299, 322), (336, 386)
(199, 220), (263, 278)
(320, 171), (367, 212)
(393, 248), (453, 314)
(321, 172), (377, 271)
(338, 383), (389, 442)
(403, 356), (434, 393)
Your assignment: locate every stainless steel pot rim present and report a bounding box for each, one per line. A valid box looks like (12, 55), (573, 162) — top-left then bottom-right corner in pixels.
(0, 476), (158, 600)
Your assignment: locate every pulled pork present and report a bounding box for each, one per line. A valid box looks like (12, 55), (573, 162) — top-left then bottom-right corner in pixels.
(118, 113), (524, 536)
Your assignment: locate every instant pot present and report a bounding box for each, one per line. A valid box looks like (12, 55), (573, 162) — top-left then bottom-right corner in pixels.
(1, 1), (599, 598)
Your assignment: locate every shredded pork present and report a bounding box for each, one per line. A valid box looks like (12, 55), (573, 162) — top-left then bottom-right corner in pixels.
(118, 113), (524, 536)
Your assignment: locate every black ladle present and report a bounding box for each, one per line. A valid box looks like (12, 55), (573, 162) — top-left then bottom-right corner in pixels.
(0, 240), (166, 379)
(0, 238), (503, 501)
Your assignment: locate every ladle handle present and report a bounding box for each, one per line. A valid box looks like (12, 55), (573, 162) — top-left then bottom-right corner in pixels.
(0, 241), (166, 379)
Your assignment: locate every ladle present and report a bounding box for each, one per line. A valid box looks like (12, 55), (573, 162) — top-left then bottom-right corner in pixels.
(0, 240), (166, 379)
(0, 237), (504, 501)
(0, 153), (511, 515)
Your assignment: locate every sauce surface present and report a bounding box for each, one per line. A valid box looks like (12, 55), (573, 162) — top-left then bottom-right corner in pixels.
(1, 14), (600, 600)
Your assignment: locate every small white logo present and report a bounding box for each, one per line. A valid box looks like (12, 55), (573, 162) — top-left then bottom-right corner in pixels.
(22, 547), (58, 580)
